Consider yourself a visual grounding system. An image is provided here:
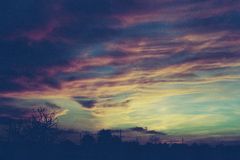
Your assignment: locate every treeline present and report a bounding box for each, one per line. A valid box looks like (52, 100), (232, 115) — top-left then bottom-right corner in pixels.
(1, 133), (240, 160)
(1, 107), (240, 160)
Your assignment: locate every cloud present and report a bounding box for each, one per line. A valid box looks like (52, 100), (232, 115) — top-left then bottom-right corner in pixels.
(1, 0), (239, 94)
(73, 96), (97, 109)
(0, 97), (31, 120)
(129, 127), (166, 135)
(0, 0), (240, 136)
(0, 97), (68, 123)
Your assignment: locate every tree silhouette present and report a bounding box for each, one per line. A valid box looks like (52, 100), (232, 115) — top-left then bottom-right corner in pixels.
(149, 135), (160, 144)
(24, 107), (59, 144)
(97, 130), (113, 144)
(6, 119), (25, 143)
(81, 134), (95, 147)
(6, 106), (60, 145)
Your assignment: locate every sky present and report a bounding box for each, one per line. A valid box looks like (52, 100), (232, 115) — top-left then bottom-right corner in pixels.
(0, 0), (240, 140)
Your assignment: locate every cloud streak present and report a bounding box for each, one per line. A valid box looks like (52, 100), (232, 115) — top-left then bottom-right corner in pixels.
(0, 0), (240, 139)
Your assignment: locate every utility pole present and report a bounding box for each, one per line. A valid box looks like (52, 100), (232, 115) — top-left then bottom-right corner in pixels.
(119, 130), (122, 140)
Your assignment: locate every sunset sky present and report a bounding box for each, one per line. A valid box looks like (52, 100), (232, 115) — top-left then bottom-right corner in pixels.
(0, 0), (240, 140)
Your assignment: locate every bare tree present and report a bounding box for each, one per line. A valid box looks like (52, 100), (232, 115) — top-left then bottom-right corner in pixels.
(6, 105), (60, 144)
(24, 107), (59, 144)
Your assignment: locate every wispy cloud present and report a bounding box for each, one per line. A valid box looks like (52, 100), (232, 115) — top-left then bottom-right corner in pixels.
(0, 0), (240, 138)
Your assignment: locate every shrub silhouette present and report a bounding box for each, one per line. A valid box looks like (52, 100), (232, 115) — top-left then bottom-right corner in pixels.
(97, 129), (113, 144)
(7, 119), (25, 143)
(81, 134), (95, 146)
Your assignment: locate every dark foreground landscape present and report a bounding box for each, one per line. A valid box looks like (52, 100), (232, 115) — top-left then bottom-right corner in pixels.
(1, 136), (240, 160)
(1, 107), (240, 160)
